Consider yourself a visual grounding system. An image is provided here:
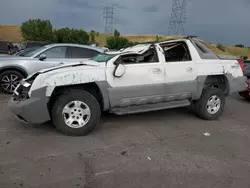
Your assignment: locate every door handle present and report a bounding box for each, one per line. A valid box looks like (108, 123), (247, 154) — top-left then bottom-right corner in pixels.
(58, 62), (64, 66)
(187, 67), (193, 72)
(152, 68), (162, 73)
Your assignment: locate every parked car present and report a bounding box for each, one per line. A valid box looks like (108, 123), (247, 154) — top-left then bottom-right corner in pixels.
(26, 41), (50, 49)
(8, 37), (246, 136)
(239, 79), (250, 100)
(0, 47), (39, 58)
(0, 43), (105, 93)
(13, 47), (39, 56)
(243, 64), (250, 78)
(0, 40), (17, 55)
(13, 43), (25, 52)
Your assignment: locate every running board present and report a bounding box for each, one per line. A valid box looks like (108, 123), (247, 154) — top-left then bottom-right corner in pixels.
(110, 100), (191, 115)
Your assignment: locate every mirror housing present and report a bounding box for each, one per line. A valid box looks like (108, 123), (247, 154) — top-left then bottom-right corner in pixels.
(39, 54), (47, 61)
(114, 64), (126, 78)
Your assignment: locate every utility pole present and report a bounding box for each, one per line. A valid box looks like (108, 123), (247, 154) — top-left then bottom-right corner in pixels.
(103, 5), (115, 34)
(168, 0), (190, 35)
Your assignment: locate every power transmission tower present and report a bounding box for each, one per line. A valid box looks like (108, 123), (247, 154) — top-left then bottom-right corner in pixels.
(168, 0), (190, 35)
(103, 5), (115, 34)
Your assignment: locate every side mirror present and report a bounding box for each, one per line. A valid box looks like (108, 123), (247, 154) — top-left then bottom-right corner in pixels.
(114, 64), (126, 78)
(39, 54), (47, 61)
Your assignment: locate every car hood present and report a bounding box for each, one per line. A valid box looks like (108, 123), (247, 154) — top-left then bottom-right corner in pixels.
(25, 60), (101, 81)
(41, 60), (100, 73)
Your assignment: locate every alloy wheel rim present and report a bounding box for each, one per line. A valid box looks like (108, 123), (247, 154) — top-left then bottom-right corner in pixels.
(1, 74), (20, 92)
(206, 95), (221, 114)
(62, 100), (91, 128)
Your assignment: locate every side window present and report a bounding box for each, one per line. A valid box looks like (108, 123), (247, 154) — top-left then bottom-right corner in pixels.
(0, 42), (9, 51)
(69, 47), (100, 58)
(7, 42), (14, 49)
(0, 42), (4, 50)
(37, 46), (67, 58)
(119, 49), (159, 64)
(160, 42), (192, 62)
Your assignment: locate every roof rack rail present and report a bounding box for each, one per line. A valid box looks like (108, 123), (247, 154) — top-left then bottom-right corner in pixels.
(185, 36), (198, 39)
(125, 41), (156, 48)
(135, 41), (156, 45)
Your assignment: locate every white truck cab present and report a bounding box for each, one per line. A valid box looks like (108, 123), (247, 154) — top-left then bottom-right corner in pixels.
(8, 37), (246, 136)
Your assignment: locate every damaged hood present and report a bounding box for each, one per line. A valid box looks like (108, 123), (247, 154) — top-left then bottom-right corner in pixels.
(25, 60), (101, 81)
(38, 60), (99, 74)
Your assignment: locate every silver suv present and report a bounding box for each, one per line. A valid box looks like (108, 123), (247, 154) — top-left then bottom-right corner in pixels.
(0, 43), (105, 94)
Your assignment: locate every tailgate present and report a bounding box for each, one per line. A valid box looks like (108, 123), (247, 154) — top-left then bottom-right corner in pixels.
(221, 59), (244, 77)
(221, 59), (246, 94)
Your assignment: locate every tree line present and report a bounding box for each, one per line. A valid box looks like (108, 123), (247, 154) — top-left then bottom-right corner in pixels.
(20, 19), (138, 50)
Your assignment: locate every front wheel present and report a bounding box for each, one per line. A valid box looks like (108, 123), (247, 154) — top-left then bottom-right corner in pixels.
(51, 89), (101, 136)
(193, 87), (225, 120)
(0, 70), (24, 94)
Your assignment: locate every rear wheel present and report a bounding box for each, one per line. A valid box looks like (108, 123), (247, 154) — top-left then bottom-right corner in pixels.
(193, 87), (225, 120)
(0, 70), (24, 94)
(51, 89), (101, 136)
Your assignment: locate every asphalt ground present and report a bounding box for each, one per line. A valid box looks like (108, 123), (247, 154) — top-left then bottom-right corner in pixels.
(0, 93), (250, 188)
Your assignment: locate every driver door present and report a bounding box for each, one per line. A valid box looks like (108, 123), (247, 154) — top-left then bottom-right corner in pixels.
(106, 51), (165, 108)
(28, 46), (69, 73)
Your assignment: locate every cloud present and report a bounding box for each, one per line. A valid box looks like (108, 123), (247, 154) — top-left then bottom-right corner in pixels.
(0, 0), (250, 45)
(142, 5), (159, 13)
(58, 0), (102, 9)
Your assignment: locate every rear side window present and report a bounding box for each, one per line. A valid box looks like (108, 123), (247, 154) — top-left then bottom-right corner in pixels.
(69, 47), (100, 58)
(160, 41), (192, 62)
(0, 41), (9, 51)
(245, 65), (250, 70)
(190, 39), (219, 60)
(7, 42), (14, 49)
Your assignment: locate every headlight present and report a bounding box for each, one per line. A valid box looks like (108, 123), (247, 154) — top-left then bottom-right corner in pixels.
(13, 80), (32, 99)
(21, 81), (31, 87)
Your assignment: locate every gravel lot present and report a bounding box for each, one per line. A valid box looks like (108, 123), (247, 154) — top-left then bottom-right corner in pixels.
(0, 93), (250, 188)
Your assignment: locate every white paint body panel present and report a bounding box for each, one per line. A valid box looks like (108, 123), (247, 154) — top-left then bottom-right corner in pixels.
(106, 59), (165, 88)
(27, 39), (244, 98)
(29, 63), (106, 96)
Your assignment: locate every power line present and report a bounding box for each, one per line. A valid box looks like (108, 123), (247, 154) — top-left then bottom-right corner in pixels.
(103, 5), (115, 34)
(168, 0), (190, 35)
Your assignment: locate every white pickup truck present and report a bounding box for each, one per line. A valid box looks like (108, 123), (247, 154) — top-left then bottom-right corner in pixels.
(8, 37), (246, 136)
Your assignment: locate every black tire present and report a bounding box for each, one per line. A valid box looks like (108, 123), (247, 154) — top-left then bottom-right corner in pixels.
(243, 96), (250, 101)
(51, 89), (101, 136)
(193, 87), (225, 120)
(0, 70), (24, 94)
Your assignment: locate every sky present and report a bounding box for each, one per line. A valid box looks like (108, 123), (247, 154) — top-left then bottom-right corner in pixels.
(0, 0), (250, 46)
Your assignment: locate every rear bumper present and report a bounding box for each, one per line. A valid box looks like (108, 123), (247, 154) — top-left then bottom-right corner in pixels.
(228, 75), (247, 95)
(8, 87), (51, 124)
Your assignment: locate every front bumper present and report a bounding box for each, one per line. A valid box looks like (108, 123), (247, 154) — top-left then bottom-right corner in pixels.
(8, 87), (51, 124)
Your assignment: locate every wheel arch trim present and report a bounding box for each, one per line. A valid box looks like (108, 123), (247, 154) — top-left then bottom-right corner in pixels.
(0, 66), (29, 77)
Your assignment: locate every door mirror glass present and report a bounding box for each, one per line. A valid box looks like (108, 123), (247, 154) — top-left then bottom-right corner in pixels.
(39, 53), (47, 61)
(114, 64), (126, 77)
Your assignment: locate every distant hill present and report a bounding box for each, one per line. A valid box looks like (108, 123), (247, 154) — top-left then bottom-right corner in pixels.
(0, 25), (249, 59)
